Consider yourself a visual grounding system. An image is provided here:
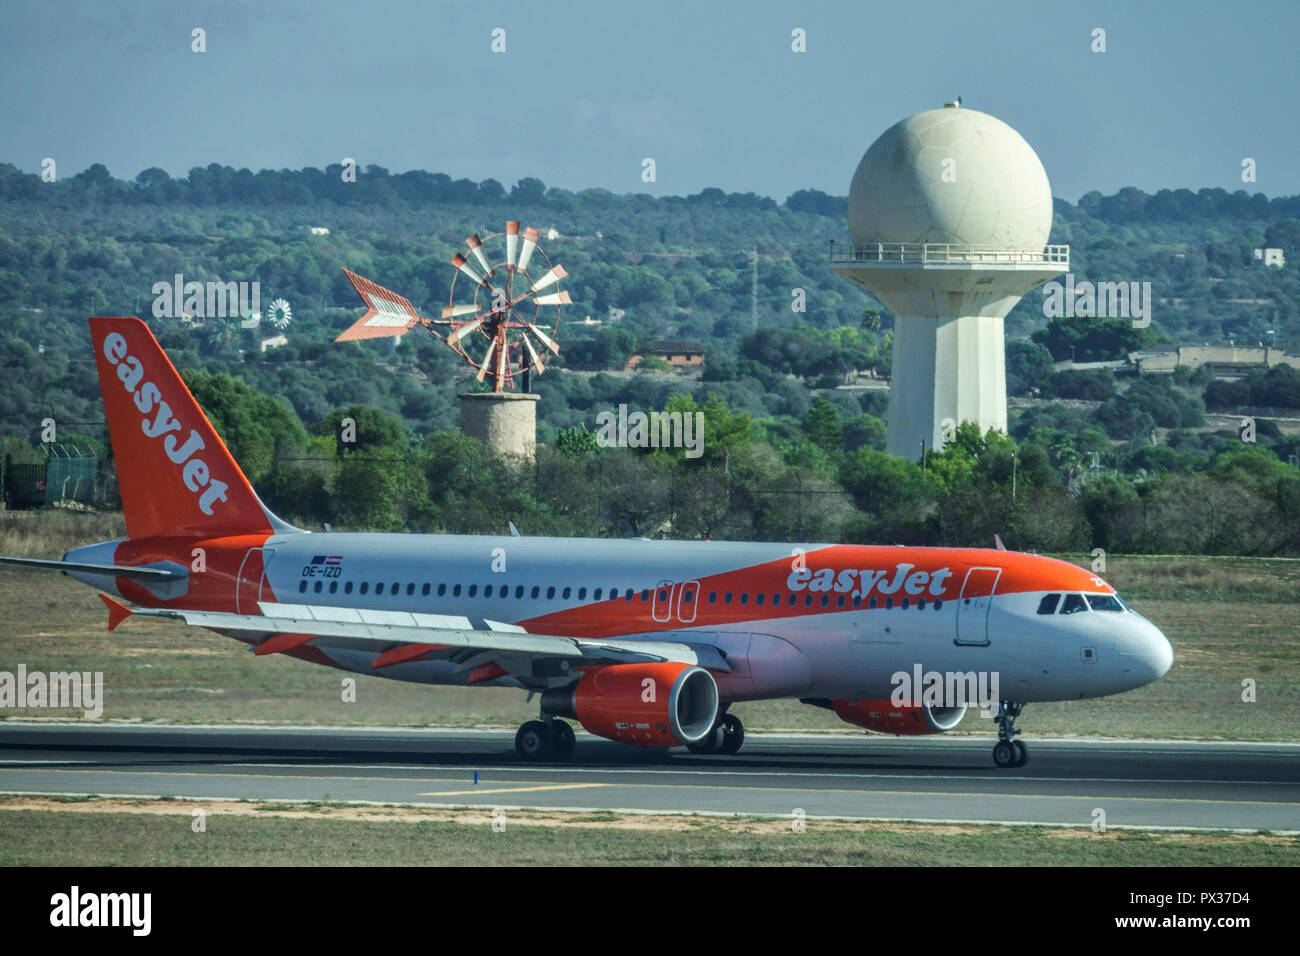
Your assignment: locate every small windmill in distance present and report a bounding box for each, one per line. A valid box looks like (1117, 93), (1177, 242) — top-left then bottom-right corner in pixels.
(337, 221), (571, 458)
(336, 221), (570, 393)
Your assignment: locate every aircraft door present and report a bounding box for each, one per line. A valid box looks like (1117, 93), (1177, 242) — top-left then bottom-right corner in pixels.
(651, 579), (674, 623)
(676, 580), (699, 623)
(236, 547), (276, 614)
(955, 566), (1000, 646)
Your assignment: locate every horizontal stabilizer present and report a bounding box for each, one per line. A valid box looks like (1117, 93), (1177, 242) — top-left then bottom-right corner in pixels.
(0, 555), (184, 579)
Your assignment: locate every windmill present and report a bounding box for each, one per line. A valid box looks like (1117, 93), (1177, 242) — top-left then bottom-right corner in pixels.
(336, 221), (570, 393)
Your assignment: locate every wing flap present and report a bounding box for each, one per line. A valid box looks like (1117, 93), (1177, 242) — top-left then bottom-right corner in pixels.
(124, 601), (725, 670)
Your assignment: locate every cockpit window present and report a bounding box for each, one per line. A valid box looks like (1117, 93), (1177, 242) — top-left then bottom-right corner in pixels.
(1059, 593), (1089, 615)
(1086, 593), (1124, 612)
(1037, 593), (1061, 615)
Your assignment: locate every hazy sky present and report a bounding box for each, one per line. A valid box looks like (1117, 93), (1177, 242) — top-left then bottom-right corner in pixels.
(2, 0), (1296, 202)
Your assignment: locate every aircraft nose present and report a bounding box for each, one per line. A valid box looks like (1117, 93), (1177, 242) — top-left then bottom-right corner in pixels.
(1121, 619), (1173, 685)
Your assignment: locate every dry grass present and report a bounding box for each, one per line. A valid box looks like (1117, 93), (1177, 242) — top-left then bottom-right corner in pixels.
(1, 795), (1294, 866)
(0, 510), (126, 559)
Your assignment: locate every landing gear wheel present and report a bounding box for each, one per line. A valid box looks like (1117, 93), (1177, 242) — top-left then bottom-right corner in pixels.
(990, 700), (1026, 769)
(992, 740), (1016, 768)
(515, 720), (553, 761)
(550, 720), (576, 760)
(718, 713), (745, 755)
(686, 723), (725, 754)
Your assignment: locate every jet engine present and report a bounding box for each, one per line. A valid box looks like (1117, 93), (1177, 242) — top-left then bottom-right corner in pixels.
(541, 661), (719, 747)
(823, 698), (968, 735)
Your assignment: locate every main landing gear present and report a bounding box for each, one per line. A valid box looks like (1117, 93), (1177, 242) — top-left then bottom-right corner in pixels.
(515, 718), (576, 761)
(991, 701), (1028, 768)
(686, 712), (745, 755)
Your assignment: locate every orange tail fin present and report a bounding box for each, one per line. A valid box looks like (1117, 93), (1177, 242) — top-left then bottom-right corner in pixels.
(89, 316), (288, 540)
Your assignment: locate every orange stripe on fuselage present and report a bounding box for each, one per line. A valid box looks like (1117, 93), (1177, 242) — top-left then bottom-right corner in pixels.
(517, 546), (1110, 639)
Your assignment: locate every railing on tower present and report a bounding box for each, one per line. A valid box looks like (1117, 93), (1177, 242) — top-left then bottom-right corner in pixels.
(829, 241), (1069, 266)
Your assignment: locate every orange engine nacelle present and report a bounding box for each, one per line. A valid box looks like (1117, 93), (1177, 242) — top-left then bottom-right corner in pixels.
(541, 662), (720, 747)
(832, 699), (967, 736)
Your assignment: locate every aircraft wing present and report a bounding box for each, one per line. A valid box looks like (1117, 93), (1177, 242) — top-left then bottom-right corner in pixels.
(116, 599), (729, 679)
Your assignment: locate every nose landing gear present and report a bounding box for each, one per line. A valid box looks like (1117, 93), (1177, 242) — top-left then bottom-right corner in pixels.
(991, 701), (1028, 768)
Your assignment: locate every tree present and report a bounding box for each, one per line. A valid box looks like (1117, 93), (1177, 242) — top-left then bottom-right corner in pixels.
(183, 370), (308, 485)
(804, 396), (843, 452)
(1006, 339), (1055, 394)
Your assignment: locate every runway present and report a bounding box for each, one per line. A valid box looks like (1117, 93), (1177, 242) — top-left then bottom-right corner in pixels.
(1, 722), (1297, 832)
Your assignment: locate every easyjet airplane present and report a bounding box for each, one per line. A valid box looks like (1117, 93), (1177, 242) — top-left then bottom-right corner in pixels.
(0, 317), (1173, 767)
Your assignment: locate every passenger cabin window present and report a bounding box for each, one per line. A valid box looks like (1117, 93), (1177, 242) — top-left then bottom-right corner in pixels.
(1059, 593), (1088, 614)
(1086, 593), (1124, 612)
(546, 586), (556, 599)
(438, 584), (447, 596)
(1037, 593), (1062, 615)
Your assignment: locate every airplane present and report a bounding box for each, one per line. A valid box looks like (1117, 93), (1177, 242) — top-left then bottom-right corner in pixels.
(0, 317), (1173, 767)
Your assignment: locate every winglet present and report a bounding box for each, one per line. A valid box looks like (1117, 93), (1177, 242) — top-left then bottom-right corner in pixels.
(994, 534), (1007, 551)
(99, 593), (134, 632)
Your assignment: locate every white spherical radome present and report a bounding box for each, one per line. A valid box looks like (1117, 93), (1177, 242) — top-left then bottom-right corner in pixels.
(847, 106), (1053, 249)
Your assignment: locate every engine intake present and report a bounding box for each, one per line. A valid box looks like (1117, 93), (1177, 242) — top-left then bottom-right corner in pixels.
(541, 662), (719, 747)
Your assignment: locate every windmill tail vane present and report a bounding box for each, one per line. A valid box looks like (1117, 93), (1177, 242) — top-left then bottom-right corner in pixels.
(335, 221), (568, 392)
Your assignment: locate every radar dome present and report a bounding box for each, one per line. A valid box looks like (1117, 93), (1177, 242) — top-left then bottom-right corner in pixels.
(847, 105), (1053, 248)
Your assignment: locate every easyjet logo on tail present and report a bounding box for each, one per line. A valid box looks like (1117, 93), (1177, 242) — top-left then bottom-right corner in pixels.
(101, 331), (228, 516)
